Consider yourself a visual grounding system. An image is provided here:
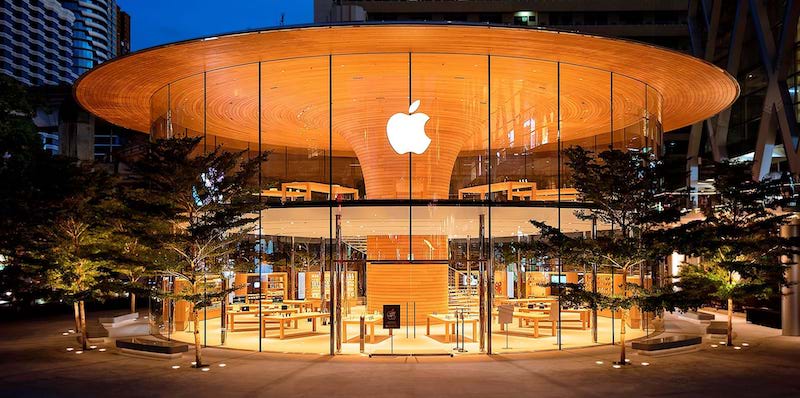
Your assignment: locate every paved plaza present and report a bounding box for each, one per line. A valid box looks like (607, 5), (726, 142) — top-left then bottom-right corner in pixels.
(1, 311), (799, 397)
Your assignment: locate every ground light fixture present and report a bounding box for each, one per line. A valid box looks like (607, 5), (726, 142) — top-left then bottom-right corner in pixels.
(66, 348), (73, 351)
(218, 363), (226, 367)
(201, 367), (210, 372)
(171, 365), (180, 369)
(98, 348), (106, 352)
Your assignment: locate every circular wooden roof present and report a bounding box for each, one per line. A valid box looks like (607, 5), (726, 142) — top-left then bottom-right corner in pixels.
(75, 23), (738, 152)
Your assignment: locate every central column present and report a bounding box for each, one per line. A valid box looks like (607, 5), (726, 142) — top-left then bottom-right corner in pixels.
(365, 235), (449, 326)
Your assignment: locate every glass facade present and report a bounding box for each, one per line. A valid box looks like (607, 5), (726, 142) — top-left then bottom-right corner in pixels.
(150, 53), (663, 355)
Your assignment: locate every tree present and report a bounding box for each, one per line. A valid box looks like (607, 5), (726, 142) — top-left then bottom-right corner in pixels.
(122, 137), (266, 368)
(0, 75), (84, 309)
(527, 147), (681, 365)
(674, 160), (796, 346)
(43, 168), (116, 350)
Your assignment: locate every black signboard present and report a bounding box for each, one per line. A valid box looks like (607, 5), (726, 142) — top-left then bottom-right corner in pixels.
(383, 304), (401, 329)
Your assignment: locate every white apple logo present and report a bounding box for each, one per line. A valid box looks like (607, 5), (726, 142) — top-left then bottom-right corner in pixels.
(386, 99), (431, 155)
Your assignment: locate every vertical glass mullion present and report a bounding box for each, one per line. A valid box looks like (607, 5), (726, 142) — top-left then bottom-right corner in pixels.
(556, 62), (562, 351)
(328, 54), (334, 356)
(487, 54), (493, 355)
(257, 63), (263, 353)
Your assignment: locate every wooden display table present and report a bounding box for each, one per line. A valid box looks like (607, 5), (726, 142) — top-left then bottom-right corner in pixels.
(227, 308), (297, 332)
(518, 307), (591, 329)
(499, 297), (558, 307)
(534, 188), (579, 201)
(260, 188), (305, 202)
(262, 312), (330, 339)
(492, 310), (555, 338)
(342, 314), (382, 344)
(426, 313), (478, 343)
(458, 181), (536, 201)
(283, 300), (314, 312)
(281, 181), (359, 201)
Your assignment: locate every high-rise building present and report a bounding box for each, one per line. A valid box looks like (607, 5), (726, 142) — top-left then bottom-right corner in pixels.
(1, 0), (132, 160)
(315, 0), (691, 50)
(115, 7), (130, 56)
(59, 0), (121, 76)
(0, 0), (78, 85)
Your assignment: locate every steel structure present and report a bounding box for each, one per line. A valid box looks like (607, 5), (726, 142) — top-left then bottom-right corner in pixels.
(687, 0), (800, 186)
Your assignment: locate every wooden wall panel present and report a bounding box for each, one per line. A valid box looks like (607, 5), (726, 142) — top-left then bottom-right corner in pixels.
(366, 263), (449, 325)
(366, 235), (448, 261)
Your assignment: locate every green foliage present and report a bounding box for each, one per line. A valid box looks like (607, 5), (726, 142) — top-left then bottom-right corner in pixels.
(120, 137), (267, 310)
(674, 160), (795, 308)
(0, 75), (100, 306)
(42, 167), (119, 304)
(527, 147), (682, 313)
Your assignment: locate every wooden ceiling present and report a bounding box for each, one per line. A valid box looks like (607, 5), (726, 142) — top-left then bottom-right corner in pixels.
(75, 24), (738, 152)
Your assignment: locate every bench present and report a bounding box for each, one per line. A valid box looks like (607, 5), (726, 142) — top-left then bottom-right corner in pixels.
(116, 338), (188, 359)
(99, 313), (138, 328)
(706, 321), (729, 335)
(632, 335), (701, 356)
(681, 311), (715, 321)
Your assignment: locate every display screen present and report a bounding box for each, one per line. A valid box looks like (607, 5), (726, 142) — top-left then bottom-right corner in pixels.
(550, 275), (566, 284)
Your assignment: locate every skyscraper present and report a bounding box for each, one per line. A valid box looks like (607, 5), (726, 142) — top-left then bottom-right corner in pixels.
(0, 0), (78, 85)
(59, 0), (121, 76)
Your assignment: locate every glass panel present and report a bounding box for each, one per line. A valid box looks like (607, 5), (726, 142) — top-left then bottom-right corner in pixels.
(333, 54), (412, 354)
(332, 53), (410, 201)
(149, 85), (169, 139)
(260, 57), (332, 204)
(205, 64), (259, 151)
(646, 85), (664, 155)
(612, 74), (646, 151)
(169, 74), (205, 155)
(560, 64), (613, 347)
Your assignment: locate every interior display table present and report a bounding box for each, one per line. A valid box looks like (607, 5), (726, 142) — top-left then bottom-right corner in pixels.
(499, 298), (558, 307)
(518, 307), (591, 329)
(262, 312), (330, 339)
(426, 313), (478, 343)
(227, 308), (297, 332)
(342, 314), (383, 344)
(260, 188), (305, 202)
(492, 310), (555, 338)
(283, 300), (315, 312)
(281, 182), (359, 201)
(458, 181), (536, 201)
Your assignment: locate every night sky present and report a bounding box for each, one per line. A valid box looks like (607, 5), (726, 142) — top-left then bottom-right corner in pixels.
(116, 0), (313, 51)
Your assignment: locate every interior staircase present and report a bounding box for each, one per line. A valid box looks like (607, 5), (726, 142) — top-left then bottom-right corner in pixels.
(448, 267), (478, 315)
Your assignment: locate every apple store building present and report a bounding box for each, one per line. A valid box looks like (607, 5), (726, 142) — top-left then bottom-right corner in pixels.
(76, 23), (737, 355)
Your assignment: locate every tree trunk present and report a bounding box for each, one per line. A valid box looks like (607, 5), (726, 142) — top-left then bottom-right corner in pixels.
(73, 302), (81, 333)
(130, 292), (136, 314)
(727, 297), (734, 346)
(79, 300), (88, 350)
(192, 308), (203, 367)
(619, 309), (627, 364)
